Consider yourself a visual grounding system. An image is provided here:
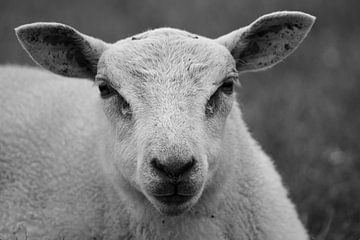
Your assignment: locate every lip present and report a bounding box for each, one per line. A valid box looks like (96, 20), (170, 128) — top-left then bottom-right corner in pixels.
(154, 194), (193, 205)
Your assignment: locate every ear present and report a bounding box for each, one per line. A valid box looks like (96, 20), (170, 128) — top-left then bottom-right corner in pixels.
(216, 11), (315, 72)
(15, 23), (109, 79)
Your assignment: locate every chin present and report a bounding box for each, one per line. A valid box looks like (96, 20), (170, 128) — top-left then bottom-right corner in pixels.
(147, 193), (201, 216)
(153, 197), (195, 216)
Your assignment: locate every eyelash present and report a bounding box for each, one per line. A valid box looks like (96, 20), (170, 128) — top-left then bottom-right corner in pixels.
(98, 82), (117, 99)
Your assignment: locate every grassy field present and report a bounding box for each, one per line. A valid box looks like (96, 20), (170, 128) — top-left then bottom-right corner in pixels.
(1, 0), (359, 239)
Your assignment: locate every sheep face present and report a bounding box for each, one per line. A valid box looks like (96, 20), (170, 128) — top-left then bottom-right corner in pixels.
(15, 11), (315, 216)
(96, 30), (237, 215)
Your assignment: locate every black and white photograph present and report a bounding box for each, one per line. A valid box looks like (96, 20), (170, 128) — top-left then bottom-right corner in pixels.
(0, 0), (359, 239)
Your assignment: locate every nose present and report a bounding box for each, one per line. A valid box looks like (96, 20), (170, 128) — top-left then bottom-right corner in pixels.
(151, 156), (196, 179)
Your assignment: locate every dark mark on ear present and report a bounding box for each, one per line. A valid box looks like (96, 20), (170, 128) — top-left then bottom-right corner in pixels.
(247, 24), (283, 39)
(60, 68), (69, 75)
(284, 44), (290, 50)
(294, 23), (302, 29)
(285, 23), (294, 31)
(29, 31), (40, 42)
(285, 22), (302, 31)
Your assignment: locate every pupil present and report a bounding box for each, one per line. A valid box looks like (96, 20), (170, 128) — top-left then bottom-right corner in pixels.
(221, 81), (233, 94)
(99, 84), (112, 98)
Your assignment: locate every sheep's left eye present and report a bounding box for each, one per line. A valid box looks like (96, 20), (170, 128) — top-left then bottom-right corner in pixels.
(219, 79), (234, 95)
(99, 83), (116, 98)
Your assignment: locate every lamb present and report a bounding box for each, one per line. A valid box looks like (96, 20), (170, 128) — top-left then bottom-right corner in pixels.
(0, 11), (315, 240)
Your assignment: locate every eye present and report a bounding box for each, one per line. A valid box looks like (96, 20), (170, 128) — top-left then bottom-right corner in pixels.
(98, 82), (116, 99)
(97, 81), (132, 119)
(205, 78), (235, 117)
(219, 79), (234, 95)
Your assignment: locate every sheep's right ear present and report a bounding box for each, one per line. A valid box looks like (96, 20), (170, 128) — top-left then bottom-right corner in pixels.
(15, 23), (109, 79)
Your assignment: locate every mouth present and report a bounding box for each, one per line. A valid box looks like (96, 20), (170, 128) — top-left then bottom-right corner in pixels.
(147, 182), (200, 215)
(154, 194), (193, 205)
(151, 193), (195, 216)
(151, 181), (198, 206)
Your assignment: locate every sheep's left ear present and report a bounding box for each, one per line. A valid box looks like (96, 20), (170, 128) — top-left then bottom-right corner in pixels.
(216, 11), (315, 72)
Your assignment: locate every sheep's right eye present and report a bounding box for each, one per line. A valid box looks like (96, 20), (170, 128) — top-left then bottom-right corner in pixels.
(98, 82), (116, 99)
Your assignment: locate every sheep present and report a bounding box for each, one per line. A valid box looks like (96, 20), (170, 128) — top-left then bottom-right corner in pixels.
(0, 11), (315, 240)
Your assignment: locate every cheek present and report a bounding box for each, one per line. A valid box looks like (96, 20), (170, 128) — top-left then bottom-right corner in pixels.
(112, 138), (137, 179)
(218, 96), (234, 120)
(204, 135), (223, 172)
(102, 104), (138, 182)
(102, 96), (126, 124)
(205, 99), (233, 170)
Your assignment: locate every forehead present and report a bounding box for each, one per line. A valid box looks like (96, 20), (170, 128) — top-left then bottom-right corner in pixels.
(98, 28), (235, 88)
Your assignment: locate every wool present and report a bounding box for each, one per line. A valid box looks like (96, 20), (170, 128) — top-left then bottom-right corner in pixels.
(1, 11), (315, 240)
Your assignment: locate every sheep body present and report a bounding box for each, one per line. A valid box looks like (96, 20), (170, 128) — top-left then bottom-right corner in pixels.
(0, 65), (105, 239)
(0, 65), (307, 239)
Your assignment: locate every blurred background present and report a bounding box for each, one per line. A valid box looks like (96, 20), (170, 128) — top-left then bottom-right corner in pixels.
(1, 0), (359, 239)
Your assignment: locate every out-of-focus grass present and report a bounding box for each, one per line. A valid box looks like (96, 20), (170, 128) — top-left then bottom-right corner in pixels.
(1, 0), (359, 239)
(240, 32), (360, 239)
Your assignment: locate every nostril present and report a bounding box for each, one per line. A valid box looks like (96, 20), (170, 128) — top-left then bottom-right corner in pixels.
(179, 157), (195, 175)
(150, 157), (196, 178)
(151, 157), (175, 177)
(151, 158), (165, 173)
